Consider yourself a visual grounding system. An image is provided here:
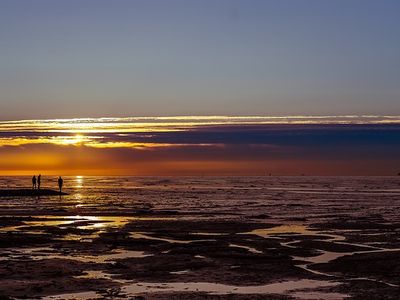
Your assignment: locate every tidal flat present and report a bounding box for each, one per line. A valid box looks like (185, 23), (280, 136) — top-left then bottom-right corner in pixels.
(0, 176), (399, 299)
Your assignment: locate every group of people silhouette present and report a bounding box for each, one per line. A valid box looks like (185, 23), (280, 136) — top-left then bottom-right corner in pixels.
(31, 174), (41, 190)
(32, 175), (64, 193)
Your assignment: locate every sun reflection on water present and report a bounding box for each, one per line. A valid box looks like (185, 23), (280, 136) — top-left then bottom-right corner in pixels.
(75, 175), (83, 188)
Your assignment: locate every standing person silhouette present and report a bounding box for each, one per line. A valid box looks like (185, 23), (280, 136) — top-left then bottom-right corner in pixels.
(32, 175), (37, 189)
(37, 174), (41, 190)
(58, 176), (63, 194)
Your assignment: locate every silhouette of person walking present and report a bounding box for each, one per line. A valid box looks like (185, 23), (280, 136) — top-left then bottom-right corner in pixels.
(32, 175), (37, 189)
(58, 176), (63, 194)
(37, 174), (41, 190)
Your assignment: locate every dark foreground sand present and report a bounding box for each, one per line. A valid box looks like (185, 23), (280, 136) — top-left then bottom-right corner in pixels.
(0, 176), (400, 299)
(0, 189), (67, 197)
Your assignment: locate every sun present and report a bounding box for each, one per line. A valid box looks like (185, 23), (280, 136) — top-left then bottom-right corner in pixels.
(75, 175), (83, 188)
(56, 134), (87, 146)
(73, 134), (85, 144)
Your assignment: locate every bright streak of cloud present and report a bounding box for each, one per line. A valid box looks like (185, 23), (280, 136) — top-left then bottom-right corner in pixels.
(0, 115), (399, 134)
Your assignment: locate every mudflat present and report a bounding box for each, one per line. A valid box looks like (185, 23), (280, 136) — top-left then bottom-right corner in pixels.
(0, 176), (399, 299)
(0, 189), (68, 197)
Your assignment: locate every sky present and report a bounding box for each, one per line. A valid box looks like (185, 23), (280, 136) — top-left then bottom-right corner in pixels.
(1, 0), (400, 119)
(0, 1), (399, 175)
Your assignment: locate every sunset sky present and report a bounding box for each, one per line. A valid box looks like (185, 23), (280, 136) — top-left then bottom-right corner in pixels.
(0, 116), (399, 175)
(1, 1), (399, 175)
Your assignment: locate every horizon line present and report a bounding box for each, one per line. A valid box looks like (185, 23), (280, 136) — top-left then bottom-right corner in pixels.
(1, 114), (400, 124)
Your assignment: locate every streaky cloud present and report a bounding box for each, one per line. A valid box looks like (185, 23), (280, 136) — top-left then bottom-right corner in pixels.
(1, 115), (400, 134)
(0, 116), (399, 175)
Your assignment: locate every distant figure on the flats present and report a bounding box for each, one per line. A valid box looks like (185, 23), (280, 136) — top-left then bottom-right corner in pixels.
(58, 176), (64, 194)
(32, 175), (37, 189)
(37, 174), (41, 190)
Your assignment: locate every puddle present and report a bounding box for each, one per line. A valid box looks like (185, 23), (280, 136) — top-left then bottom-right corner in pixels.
(295, 263), (336, 278)
(293, 291), (349, 299)
(131, 232), (192, 244)
(121, 279), (342, 296)
(76, 270), (115, 280)
(295, 246), (400, 266)
(170, 270), (190, 275)
(293, 251), (350, 265)
(191, 232), (227, 236)
(247, 225), (316, 237)
(0, 247), (54, 261)
(0, 247), (150, 263)
(0, 215), (175, 237)
(281, 240), (301, 248)
(348, 277), (399, 288)
(229, 243), (263, 254)
(131, 232), (214, 244)
(43, 291), (99, 300)
(292, 247), (400, 286)
(247, 224), (400, 288)
(41, 278), (346, 299)
(93, 249), (151, 263)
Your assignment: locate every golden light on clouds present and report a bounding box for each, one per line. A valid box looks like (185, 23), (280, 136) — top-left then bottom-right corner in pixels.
(1, 115), (399, 134)
(0, 136), (216, 150)
(0, 136), (95, 147)
(0, 115), (398, 149)
(0, 116), (399, 175)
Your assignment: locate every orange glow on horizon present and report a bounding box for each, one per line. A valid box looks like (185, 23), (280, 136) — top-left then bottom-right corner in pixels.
(0, 116), (399, 176)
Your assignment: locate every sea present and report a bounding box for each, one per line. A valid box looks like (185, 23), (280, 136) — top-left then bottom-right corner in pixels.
(1, 176), (399, 223)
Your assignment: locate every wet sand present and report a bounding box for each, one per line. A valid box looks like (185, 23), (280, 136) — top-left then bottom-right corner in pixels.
(0, 176), (400, 299)
(0, 189), (67, 197)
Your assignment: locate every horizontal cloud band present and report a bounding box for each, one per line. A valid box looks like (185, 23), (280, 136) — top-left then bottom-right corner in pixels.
(0, 116), (399, 175)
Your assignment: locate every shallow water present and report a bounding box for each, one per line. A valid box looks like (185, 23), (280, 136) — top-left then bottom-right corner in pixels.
(1, 176), (399, 222)
(0, 246), (150, 263)
(120, 279), (344, 296)
(1, 176), (400, 299)
(43, 278), (347, 299)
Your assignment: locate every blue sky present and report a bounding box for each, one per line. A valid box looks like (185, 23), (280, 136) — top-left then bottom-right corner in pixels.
(1, 0), (400, 119)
